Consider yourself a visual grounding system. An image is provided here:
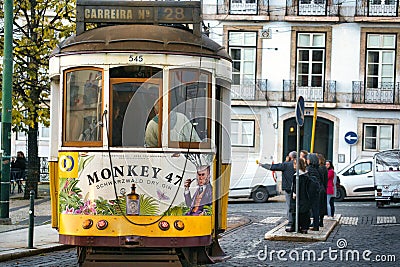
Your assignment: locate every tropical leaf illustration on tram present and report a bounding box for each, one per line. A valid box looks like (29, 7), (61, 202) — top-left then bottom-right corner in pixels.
(139, 194), (160, 215)
(163, 203), (190, 216)
(202, 205), (212, 216)
(95, 196), (122, 215)
(111, 195), (127, 216)
(59, 178), (83, 213)
(78, 153), (95, 177)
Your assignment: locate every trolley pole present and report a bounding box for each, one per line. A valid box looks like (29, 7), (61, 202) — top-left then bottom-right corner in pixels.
(0, 0), (13, 222)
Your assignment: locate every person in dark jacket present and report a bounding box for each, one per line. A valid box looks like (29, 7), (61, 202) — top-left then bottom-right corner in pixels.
(259, 151), (296, 230)
(317, 153), (328, 227)
(290, 157), (311, 233)
(306, 153), (322, 231)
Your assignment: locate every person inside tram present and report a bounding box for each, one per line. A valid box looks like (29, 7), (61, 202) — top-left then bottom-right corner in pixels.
(68, 93), (86, 141)
(144, 98), (201, 147)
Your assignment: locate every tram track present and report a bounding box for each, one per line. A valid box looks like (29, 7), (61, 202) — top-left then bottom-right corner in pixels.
(219, 217), (253, 237)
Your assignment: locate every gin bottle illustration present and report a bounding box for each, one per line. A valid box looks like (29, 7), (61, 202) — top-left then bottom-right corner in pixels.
(126, 184), (140, 215)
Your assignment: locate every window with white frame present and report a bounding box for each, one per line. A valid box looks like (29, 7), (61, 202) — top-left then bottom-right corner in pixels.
(16, 123), (49, 140)
(17, 131), (27, 140)
(366, 34), (395, 89)
(296, 33), (325, 88)
(231, 120), (255, 147)
(39, 124), (50, 139)
(229, 31), (257, 99)
(363, 124), (393, 151)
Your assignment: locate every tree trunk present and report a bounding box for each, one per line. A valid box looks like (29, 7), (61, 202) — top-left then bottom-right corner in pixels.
(23, 125), (40, 199)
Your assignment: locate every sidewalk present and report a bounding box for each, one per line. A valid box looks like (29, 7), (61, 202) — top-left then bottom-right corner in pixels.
(0, 184), (70, 261)
(265, 214), (341, 242)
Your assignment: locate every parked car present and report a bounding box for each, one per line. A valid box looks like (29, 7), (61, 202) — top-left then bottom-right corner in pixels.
(229, 161), (278, 203)
(374, 149), (400, 208)
(335, 158), (375, 201)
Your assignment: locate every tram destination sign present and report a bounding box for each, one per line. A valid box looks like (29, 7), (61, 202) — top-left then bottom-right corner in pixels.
(76, 0), (202, 35)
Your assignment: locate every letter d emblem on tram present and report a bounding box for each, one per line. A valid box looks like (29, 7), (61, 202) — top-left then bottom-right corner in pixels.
(59, 152), (79, 178)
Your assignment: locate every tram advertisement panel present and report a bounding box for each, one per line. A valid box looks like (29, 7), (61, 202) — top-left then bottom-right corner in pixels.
(58, 151), (214, 217)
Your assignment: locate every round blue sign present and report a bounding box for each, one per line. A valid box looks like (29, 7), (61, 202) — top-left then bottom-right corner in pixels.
(345, 131), (358, 145)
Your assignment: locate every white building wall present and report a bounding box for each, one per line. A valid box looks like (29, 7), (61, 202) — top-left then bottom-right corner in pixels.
(331, 24), (361, 92)
(262, 22), (292, 91)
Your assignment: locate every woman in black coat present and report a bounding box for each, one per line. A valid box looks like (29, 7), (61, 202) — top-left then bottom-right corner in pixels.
(306, 153), (322, 231)
(290, 157), (311, 234)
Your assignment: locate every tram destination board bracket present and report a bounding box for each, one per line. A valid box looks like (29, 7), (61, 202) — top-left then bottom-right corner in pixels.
(76, 0), (202, 35)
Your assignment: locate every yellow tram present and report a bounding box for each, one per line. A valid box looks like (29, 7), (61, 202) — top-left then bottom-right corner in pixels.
(48, 1), (232, 265)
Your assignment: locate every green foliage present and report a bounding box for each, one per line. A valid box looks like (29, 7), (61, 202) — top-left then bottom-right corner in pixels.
(95, 196), (123, 216)
(0, 0), (77, 131)
(201, 205), (212, 216)
(59, 178), (83, 212)
(0, 0), (77, 196)
(163, 203), (190, 216)
(78, 154), (95, 176)
(139, 194), (160, 215)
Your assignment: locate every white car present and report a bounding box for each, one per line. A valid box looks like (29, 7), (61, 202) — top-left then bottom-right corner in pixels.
(335, 158), (375, 201)
(229, 161), (278, 203)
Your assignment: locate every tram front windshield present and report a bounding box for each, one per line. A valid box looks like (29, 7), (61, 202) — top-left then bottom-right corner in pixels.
(63, 66), (211, 149)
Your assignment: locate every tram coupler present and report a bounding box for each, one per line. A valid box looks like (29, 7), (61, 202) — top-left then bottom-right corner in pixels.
(28, 190), (35, 248)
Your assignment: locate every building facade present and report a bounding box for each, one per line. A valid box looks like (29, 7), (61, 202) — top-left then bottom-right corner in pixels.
(203, 0), (400, 180)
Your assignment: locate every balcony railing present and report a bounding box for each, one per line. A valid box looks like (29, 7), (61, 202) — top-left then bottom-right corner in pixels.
(286, 0), (339, 16)
(230, 1), (258, 14)
(282, 80), (337, 102)
(352, 81), (400, 104)
(356, 0), (399, 16)
(231, 79), (268, 101)
(216, 0), (270, 15)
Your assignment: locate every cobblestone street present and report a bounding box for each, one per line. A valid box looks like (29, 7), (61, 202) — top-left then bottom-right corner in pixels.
(1, 197), (399, 266)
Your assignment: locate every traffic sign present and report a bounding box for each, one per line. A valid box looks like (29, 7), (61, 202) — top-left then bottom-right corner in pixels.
(296, 96), (305, 126)
(345, 131), (358, 145)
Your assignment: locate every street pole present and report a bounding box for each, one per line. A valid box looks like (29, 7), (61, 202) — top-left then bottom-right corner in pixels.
(0, 0), (13, 222)
(295, 125), (300, 233)
(295, 96), (304, 233)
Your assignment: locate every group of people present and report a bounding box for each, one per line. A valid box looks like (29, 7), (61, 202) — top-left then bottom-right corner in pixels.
(259, 150), (337, 234)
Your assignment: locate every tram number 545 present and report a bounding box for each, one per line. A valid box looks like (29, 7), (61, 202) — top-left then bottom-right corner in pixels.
(129, 55), (144, 63)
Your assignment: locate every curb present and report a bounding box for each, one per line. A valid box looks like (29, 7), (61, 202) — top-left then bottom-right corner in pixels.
(0, 244), (73, 262)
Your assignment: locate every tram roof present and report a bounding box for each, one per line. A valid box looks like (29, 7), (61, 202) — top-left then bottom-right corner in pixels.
(52, 24), (231, 61)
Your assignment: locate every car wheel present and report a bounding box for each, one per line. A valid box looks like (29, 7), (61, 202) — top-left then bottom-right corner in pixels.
(376, 201), (385, 208)
(335, 187), (346, 202)
(252, 187), (269, 203)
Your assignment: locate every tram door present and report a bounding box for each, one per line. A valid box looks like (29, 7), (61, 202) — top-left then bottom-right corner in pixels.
(283, 116), (333, 160)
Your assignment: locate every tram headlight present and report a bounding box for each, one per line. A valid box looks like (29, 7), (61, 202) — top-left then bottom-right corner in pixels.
(158, 220), (170, 231)
(96, 219), (108, 230)
(82, 219), (93, 229)
(174, 220), (185, 231)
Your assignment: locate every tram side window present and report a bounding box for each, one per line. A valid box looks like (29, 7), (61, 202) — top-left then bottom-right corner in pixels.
(64, 68), (103, 145)
(169, 69), (211, 148)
